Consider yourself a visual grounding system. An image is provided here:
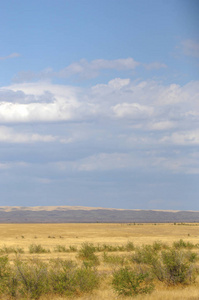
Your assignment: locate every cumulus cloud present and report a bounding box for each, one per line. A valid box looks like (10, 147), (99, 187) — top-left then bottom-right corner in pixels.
(112, 103), (154, 119)
(1, 79), (199, 130)
(0, 78), (199, 175)
(0, 83), (84, 122)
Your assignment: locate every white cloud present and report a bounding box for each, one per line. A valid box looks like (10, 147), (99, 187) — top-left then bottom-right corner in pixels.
(1, 79), (198, 127)
(53, 147), (199, 175)
(0, 126), (56, 143)
(52, 58), (140, 80)
(0, 101), (77, 122)
(78, 153), (131, 171)
(0, 161), (28, 170)
(14, 58), (140, 82)
(182, 39), (199, 58)
(0, 82), (83, 123)
(148, 121), (175, 130)
(107, 78), (130, 89)
(0, 78), (198, 177)
(54, 152), (144, 172)
(161, 130), (199, 146)
(112, 103), (154, 119)
(0, 53), (20, 60)
(144, 62), (167, 70)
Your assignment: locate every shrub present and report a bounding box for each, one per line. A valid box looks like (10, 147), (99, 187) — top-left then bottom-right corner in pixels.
(49, 260), (99, 296)
(5, 271), (19, 298)
(152, 241), (168, 251)
(29, 244), (50, 254)
(54, 244), (77, 253)
(72, 267), (99, 293)
(69, 245), (77, 252)
(173, 239), (195, 249)
(0, 256), (10, 294)
(54, 245), (68, 252)
(152, 248), (197, 285)
(78, 243), (99, 266)
(103, 252), (126, 265)
(132, 245), (158, 265)
(49, 258), (76, 270)
(0, 246), (24, 254)
(185, 251), (198, 263)
(95, 244), (117, 252)
(15, 258), (49, 299)
(112, 267), (154, 296)
(125, 241), (135, 251)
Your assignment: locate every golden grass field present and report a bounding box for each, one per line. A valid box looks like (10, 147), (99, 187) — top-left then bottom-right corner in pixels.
(0, 223), (199, 299)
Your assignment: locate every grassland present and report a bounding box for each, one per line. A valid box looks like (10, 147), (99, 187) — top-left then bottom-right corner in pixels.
(0, 223), (199, 299)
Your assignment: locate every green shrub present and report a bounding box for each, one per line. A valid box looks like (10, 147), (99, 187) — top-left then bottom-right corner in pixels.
(152, 241), (168, 251)
(29, 244), (50, 254)
(132, 245), (158, 265)
(96, 243), (126, 252)
(103, 252), (126, 265)
(0, 256), (10, 294)
(54, 245), (68, 252)
(125, 241), (135, 251)
(112, 267), (154, 296)
(152, 249), (197, 285)
(15, 258), (49, 299)
(54, 244), (77, 253)
(173, 239), (195, 249)
(49, 258), (76, 270)
(49, 260), (99, 296)
(69, 245), (77, 252)
(5, 271), (19, 298)
(72, 267), (99, 293)
(0, 246), (24, 254)
(78, 243), (99, 266)
(185, 251), (198, 263)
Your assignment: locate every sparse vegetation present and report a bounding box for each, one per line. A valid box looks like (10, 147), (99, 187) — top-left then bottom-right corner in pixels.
(0, 223), (199, 299)
(0, 245), (24, 254)
(172, 239), (197, 249)
(103, 252), (126, 265)
(54, 244), (78, 253)
(29, 244), (50, 254)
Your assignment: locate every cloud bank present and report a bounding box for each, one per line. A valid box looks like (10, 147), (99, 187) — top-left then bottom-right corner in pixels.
(0, 77), (198, 176)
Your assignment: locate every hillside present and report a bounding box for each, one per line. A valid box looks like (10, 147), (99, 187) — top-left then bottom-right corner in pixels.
(0, 206), (199, 223)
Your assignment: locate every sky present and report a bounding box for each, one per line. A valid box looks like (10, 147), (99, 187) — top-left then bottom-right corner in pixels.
(0, 0), (199, 210)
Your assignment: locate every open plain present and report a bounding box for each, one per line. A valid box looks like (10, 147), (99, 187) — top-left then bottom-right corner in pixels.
(0, 223), (199, 299)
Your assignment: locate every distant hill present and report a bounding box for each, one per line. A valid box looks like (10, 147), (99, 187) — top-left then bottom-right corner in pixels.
(0, 206), (199, 223)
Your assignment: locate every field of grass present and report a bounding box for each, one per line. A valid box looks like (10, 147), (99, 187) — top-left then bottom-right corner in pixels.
(0, 223), (199, 299)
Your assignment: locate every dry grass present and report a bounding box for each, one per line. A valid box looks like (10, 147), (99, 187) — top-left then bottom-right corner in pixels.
(1, 222), (199, 247)
(0, 223), (199, 299)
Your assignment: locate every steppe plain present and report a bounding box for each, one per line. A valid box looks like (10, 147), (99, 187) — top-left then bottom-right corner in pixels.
(0, 222), (199, 299)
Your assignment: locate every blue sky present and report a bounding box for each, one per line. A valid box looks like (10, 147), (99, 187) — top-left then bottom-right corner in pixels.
(0, 0), (199, 210)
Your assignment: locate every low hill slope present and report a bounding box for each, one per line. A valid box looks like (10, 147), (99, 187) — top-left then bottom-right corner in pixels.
(0, 206), (199, 223)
